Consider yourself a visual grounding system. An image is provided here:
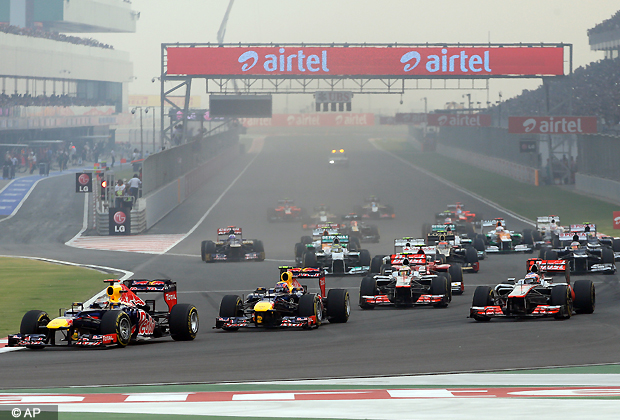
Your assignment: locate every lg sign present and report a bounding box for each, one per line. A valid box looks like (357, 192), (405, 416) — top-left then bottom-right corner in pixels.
(75, 172), (92, 193)
(509, 116), (597, 134)
(167, 46), (565, 77)
(109, 208), (130, 235)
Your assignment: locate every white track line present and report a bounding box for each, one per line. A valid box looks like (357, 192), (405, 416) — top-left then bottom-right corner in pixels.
(369, 139), (535, 226)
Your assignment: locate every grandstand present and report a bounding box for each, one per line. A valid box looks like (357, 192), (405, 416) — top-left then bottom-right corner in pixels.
(0, 0), (136, 159)
(588, 10), (620, 59)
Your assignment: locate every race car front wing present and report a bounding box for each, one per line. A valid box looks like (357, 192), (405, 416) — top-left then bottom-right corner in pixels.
(215, 315), (318, 329)
(470, 305), (566, 319)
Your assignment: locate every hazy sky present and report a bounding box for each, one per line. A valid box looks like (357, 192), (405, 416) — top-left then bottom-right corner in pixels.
(97, 0), (619, 114)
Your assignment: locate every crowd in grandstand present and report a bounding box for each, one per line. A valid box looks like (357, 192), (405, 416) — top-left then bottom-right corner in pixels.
(0, 93), (115, 108)
(587, 10), (620, 35)
(496, 56), (620, 133)
(0, 24), (113, 50)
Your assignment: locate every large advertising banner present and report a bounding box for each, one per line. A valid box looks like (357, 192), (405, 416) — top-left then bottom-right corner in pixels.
(240, 113), (374, 127)
(167, 46), (564, 77)
(426, 113), (491, 127)
(508, 116), (597, 134)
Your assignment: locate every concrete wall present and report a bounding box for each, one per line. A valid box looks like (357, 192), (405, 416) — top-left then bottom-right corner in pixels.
(62, 0), (137, 33)
(576, 173), (620, 205)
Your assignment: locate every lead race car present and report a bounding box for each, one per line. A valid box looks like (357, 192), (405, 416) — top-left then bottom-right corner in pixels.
(215, 266), (350, 330)
(201, 226), (265, 262)
(470, 258), (595, 321)
(359, 252), (453, 309)
(8, 279), (199, 349)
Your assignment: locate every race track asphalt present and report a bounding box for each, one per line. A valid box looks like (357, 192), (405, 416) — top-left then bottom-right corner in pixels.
(1, 127), (619, 389)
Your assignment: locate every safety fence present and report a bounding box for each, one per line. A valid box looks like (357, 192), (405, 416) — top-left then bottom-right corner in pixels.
(577, 133), (620, 183)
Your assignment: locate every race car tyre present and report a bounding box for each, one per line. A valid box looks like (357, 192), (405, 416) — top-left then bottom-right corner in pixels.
(552, 236), (561, 249)
(100, 310), (131, 348)
(449, 263), (464, 295)
(613, 238), (620, 252)
(532, 230), (543, 242)
(303, 250), (318, 268)
(294, 242), (306, 259)
(20, 310), (50, 349)
(253, 240), (265, 261)
(539, 246), (550, 260)
(301, 236), (312, 245)
(421, 223), (431, 238)
(299, 293), (322, 328)
(546, 250), (559, 260)
(436, 253), (447, 264)
(201, 241), (207, 261)
(267, 208), (278, 222)
(219, 295), (244, 331)
(465, 247), (478, 267)
(550, 285), (572, 320)
(462, 223), (475, 237)
(170, 303), (199, 340)
(203, 240), (216, 263)
(326, 289), (350, 323)
(370, 255), (385, 273)
(385, 205), (395, 218)
(522, 229), (534, 245)
(379, 264), (393, 276)
(602, 247), (614, 264)
(350, 236), (361, 250)
(431, 275), (450, 308)
(359, 276), (377, 309)
(369, 225), (380, 242)
(473, 238), (485, 252)
(471, 286), (493, 322)
(359, 249), (371, 267)
(573, 279), (595, 314)
(354, 205), (364, 218)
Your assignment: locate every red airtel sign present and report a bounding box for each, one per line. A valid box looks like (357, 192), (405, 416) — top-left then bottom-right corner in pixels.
(427, 113), (491, 127)
(167, 46), (564, 77)
(508, 116), (597, 134)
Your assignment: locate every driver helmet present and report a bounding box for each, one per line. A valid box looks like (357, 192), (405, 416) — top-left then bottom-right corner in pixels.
(570, 241), (580, 250)
(437, 241), (450, 252)
(495, 225), (504, 233)
(331, 244), (343, 253)
(228, 234), (236, 241)
(398, 266), (411, 277)
(524, 272), (540, 284)
(274, 281), (290, 294)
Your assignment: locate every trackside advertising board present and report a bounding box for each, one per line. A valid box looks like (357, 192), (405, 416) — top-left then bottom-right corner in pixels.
(167, 46), (565, 77)
(239, 113), (374, 127)
(508, 116), (597, 134)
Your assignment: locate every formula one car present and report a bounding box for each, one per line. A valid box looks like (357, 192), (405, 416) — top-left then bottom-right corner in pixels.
(268, 199), (307, 222)
(470, 258), (595, 321)
(482, 218), (533, 253)
(302, 205), (340, 230)
(300, 233), (371, 275)
(369, 243), (464, 295)
(533, 215), (565, 247)
(8, 279), (199, 349)
(426, 226), (481, 273)
(434, 202), (480, 234)
(215, 266), (350, 330)
(201, 226), (265, 262)
(354, 196), (395, 219)
(328, 148), (349, 167)
(359, 252), (454, 309)
(340, 213), (380, 243)
(294, 222), (358, 264)
(540, 224), (617, 274)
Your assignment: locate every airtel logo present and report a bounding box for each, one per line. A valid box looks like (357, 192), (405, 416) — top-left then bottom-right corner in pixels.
(614, 216), (620, 224)
(437, 115), (448, 126)
(114, 211), (126, 224)
(400, 49), (492, 73)
(523, 118), (537, 132)
(238, 48), (329, 73)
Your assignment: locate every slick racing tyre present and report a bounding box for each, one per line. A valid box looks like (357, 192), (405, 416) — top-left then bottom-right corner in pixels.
(299, 294), (322, 328)
(430, 275), (450, 308)
(301, 236), (312, 245)
(601, 247), (614, 265)
(349, 236), (361, 250)
(201, 241), (207, 261)
(302, 250), (318, 268)
(359, 276), (377, 309)
(539, 246), (550, 260)
(100, 310), (132, 348)
(253, 240), (265, 261)
(203, 240), (216, 262)
(550, 285), (572, 320)
(471, 286), (493, 322)
(326, 289), (350, 323)
(473, 237), (485, 252)
(358, 249), (371, 267)
(370, 255), (384, 273)
(170, 303), (199, 340)
(219, 295), (244, 331)
(20, 310), (50, 349)
(573, 279), (595, 314)
(465, 247), (479, 272)
(294, 242), (306, 259)
(448, 263), (464, 295)
(522, 229), (534, 245)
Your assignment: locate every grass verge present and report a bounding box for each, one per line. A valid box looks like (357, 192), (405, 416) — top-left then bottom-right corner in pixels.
(378, 139), (620, 235)
(0, 257), (112, 337)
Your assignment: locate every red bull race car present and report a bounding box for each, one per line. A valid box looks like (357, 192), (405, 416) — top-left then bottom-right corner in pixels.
(215, 266), (350, 330)
(8, 279), (199, 349)
(201, 226), (265, 262)
(469, 258), (595, 321)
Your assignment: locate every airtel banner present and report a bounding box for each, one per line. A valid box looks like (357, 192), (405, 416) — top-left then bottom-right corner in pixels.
(167, 46), (564, 77)
(427, 113), (491, 127)
(240, 113), (374, 127)
(508, 116), (598, 134)
(614, 211), (620, 230)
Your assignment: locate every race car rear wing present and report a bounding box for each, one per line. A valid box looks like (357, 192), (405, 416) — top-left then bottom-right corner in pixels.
(279, 266), (326, 298)
(427, 232), (456, 244)
(482, 219), (506, 228)
(570, 223), (596, 233)
(217, 227), (242, 236)
(389, 253), (428, 267)
(526, 258), (570, 284)
(394, 237), (426, 252)
(558, 232), (592, 243)
(431, 224), (456, 232)
(536, 215), (560, 225)
(123, 279), (178, 311)
(321, 234), (349, 244)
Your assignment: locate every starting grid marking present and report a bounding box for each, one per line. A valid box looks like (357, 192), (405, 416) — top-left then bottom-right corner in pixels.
(66, 234), (186, 254)
(2, 388), (620, 404)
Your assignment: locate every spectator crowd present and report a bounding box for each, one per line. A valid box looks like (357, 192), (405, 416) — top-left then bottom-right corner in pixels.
(0, 93), (115, 108)
(587, 10), (620, 36)
(0, 24), (113, 49)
